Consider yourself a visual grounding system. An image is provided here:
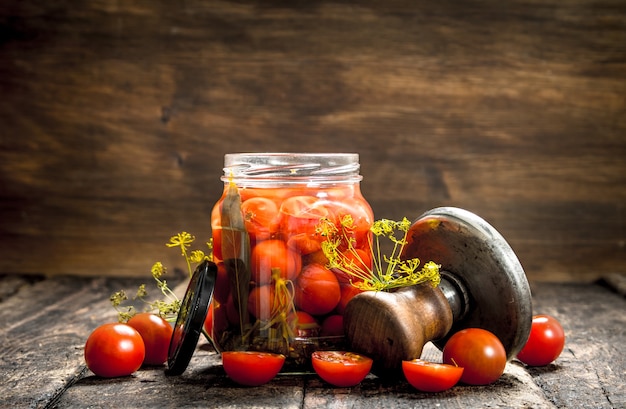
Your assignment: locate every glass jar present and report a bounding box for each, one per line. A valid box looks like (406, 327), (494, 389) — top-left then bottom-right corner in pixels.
(208, 153), (373, 370)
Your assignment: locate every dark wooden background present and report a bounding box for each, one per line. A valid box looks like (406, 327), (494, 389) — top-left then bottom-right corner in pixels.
(1, 0), (624, 282)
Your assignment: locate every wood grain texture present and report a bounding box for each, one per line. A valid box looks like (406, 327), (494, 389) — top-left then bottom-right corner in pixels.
(0, 0), (624, 281)
(1, 275), (623, 408)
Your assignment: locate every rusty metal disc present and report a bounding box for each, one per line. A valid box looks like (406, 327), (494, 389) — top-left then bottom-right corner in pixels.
(402, 207), (532, 359)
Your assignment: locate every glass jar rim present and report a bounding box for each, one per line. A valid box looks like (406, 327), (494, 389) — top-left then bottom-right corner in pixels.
(222, 153), (362, 185)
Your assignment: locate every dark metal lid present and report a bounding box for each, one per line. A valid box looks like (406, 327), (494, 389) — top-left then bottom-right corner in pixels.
(165, 259), (217, 376)
(403, 207), (533, 359)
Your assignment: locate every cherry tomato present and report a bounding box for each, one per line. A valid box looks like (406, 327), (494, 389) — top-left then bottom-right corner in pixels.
(211, 228), (222, 261)
(328, 198), (373, 249)
(288, 310), (320, 337)
(213, 262), (230, 304)
(295, 263), (341, 316)
(205, 301), (229, 336)
(320, 314), (344, 337)
(442, 328), (506, 385)
(84, 323), (145, 378)
(402, 360), (464, 392)
(221, 351), (285, 386)
(311, 351), (373, 387)
(127, 313), (173, 366)
(335, 284), (364, 315)
(279, 196), (331, 238)
(224, 294), (242, 325)
(332, 248), (372, 284)
(247, 284), (275, 320)
(203, 303), (214, 334)
(241, 197), (279, 240)
(301, 249), (330, 267)
(517, 314), (565, 366)
(251, 239), (302, 284)
(287, 233), (322, 256)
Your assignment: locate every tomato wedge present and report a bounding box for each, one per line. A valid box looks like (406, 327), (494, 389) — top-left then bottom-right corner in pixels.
(402, 359), (464, 392)
(311, 351), (373, 387)
(221, 351), (285, 386)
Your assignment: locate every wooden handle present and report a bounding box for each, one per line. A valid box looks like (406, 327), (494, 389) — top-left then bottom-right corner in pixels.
(343, 283), (453, 374)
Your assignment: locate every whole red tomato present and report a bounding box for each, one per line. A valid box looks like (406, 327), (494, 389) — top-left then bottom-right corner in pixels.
(332, 248), (372, 284)
(278, 195), (331, 238)
(84, 323), (145, 378)
(287, 233), (322, 256)
(294, 263), (341, 316)
(335, 284), (364, 315)
(241, 197), (279, 240)
(288, 310), (320, 337)
(328, 197), (373, 249)
(251, 239), (302, 284)
(247, 284), (275, 320)
(442, 328), (507, 385)
(127, 313), (173, 366)
(517, 314), (565, 366)
(204, 301), (229, 337)
(213, 262), (230, 304)
(320, 314), (344, 337)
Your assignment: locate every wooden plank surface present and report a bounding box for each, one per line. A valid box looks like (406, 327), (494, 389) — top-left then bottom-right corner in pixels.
(0, 0), (625, 282)
(1, 275), (624, 408)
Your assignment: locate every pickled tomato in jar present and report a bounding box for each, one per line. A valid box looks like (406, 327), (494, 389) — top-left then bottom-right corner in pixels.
(207, 153), (373, 368)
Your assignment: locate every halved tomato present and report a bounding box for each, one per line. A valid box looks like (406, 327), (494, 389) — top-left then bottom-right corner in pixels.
(311, 351), (372, 387)
(402, 359), (464, 392)
(221, 351), (285, 386)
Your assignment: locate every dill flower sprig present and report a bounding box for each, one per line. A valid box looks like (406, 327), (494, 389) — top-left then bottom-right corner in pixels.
(111, 233), (212, 322)
(319, 216), (440, 292)
(166, 232), (197, 278)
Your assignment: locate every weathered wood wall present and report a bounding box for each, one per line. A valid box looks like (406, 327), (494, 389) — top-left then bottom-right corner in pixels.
(1, 0), (624, 282)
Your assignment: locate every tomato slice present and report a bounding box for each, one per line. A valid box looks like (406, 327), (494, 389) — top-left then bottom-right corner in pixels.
(221, 351), (285, 386)
(402, 359), (464, 392)
(311, 351), (373, 387)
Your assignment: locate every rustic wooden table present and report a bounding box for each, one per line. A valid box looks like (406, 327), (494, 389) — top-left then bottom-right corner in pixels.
(1, 274), (624, 409)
